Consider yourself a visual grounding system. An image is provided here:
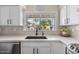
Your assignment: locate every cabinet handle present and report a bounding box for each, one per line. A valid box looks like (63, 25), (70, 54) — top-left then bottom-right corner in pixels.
(33, 48), (35, 54)
(68, 18), (70, 24)
(64, 19), (66, 24)
(7, 19), (9, 24)
(10, 19), (12, 24)
(37, 48), (39, 54)
(65, 18), (69, 24)
(67, 18), (68, 24)
(67, 18), (70, 24)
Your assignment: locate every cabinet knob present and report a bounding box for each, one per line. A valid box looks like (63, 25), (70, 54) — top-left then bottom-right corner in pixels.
(64, 18), (70, 24)
(37, 48), (39, 54)
(10, 19), (12, 24)
(7, 19), (12, 25)
(7, 19), (9, 24)
(67, 18), (68, 24)
(33, 48), (35, 54)
(68, 18), (70, 23)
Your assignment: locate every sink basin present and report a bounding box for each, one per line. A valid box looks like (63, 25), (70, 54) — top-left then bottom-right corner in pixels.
(25, 36), (47, 39)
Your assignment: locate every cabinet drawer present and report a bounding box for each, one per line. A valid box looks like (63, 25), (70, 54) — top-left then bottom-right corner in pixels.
(21, 42), (50, 47)
(21, 47), (51, 54)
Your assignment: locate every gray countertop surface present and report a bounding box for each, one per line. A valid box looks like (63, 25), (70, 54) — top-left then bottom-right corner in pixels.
(0, 35), (79, 45)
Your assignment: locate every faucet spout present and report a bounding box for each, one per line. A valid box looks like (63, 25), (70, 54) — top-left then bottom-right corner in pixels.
(35, 27), (44, 36)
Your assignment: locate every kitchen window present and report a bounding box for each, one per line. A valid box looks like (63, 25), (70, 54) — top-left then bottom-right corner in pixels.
(23, 14), (57, 32)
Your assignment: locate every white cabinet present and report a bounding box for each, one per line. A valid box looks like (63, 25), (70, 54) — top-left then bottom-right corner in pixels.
(51, 41), (65, 54)
(69, 5), (79, 25)
(21, 42), (51, 54)
(60, 5), (79, 25)
(0, 5), (23, 26)
(9, 6), (20, 25)
(60, 6), (66, 25)
(21, 47), (34, 54)
(60, 5), (70, 25)
(0, 6), (9, 25)
(36, 47), (50, 54)
(21, 47), (50, 54)
(21, 41), (66, 54)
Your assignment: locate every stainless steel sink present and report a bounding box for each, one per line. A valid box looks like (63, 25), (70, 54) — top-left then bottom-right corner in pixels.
(25, 36), (47, 39)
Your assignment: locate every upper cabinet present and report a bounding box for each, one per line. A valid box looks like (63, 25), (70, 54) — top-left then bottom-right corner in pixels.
(60, 5), (70, 25)
(60, 5), (79, 25)
(0, 5), (23, 26)
(69, 5), (79, 25)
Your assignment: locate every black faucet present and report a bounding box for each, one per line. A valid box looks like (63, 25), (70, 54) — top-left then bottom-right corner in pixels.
(35, 29), (38, 36)
(35, 27), (44, 36)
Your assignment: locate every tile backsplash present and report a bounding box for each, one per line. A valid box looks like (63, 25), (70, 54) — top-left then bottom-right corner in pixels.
(0, 26), (59, 35)
(69, 25), (79, 38)
(0, 25), (78, 37)
(0, 26), (24, 35)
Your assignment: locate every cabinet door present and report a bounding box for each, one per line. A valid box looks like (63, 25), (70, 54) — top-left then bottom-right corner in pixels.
(60, 6), (67, 25)
(70, 5), (79, 25)
(37, 47), (50, 54)
(21, 47), (34, 54)
(51, 41), (66, 54)
(0, 6), (9, 25)
(60, 5), (79, 25)
(10, 6), (20, 26)
(21, 42), (50, 54)
(21, 47), (50, 54)
(67, 5), (70, 25)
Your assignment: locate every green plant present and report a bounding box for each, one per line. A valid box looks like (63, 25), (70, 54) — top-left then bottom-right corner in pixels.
(34, 18), (38, 22)
(41, 20), (47, 26)
(47, 20), (51, 26)
(60, 27), (70, 32)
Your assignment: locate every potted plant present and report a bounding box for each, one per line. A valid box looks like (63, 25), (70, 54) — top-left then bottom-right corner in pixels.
(59, 26), (71, 37)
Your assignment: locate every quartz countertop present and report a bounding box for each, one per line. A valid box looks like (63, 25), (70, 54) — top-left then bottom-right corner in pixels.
(0, 35), (79, 45)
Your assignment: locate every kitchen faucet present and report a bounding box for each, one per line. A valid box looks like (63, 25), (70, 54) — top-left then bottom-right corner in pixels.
(35, 28), (44, 36)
